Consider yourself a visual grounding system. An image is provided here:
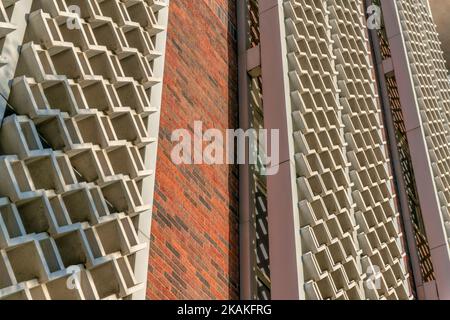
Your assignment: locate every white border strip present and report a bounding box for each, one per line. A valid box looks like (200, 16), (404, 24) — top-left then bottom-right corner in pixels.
(132, 0), (170, 300)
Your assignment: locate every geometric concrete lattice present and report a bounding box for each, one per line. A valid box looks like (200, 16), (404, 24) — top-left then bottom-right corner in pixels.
(378, 0), (450, 298)
(0, 0), (168, 300)
(259, 0), (413, 300)
(284, 0), (412, 299)
(395, 0), (450, 251)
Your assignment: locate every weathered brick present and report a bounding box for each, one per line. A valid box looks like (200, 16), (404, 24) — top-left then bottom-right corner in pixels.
(147, 0), (239, 300)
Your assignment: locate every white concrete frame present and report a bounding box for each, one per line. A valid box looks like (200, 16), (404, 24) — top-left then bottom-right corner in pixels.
(380, 0), (450, 299)
(259, 0), (304, 300)
(132, 0), (170, 301)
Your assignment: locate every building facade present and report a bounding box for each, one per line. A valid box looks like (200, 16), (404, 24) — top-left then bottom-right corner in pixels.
(0, 0), (168, 299)
(1, 0), (450, 300)
(147, 0), (240, 299)
(238, 0), (450, 300)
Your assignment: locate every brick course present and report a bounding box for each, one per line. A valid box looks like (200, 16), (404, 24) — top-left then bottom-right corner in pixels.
(146, 0), (240, 299)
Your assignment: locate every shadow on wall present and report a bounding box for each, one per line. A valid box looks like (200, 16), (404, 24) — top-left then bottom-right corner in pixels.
(226, 0), (240, 300)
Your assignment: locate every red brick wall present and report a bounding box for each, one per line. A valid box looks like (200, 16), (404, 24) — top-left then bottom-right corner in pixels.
(146, 0), (240, 299)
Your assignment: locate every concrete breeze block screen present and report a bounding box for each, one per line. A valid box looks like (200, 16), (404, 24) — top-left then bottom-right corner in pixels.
(0, 0), (168, 300)
(281, 0), (412, 299)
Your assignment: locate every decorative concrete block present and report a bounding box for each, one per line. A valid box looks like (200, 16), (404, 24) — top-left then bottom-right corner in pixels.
(0, 0), (167, 299)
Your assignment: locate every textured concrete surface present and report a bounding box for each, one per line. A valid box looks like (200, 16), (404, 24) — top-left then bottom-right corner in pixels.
(0, 0), (168, 300)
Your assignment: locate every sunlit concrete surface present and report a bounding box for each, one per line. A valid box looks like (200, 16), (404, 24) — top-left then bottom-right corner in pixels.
(0, 0), (169, 300)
